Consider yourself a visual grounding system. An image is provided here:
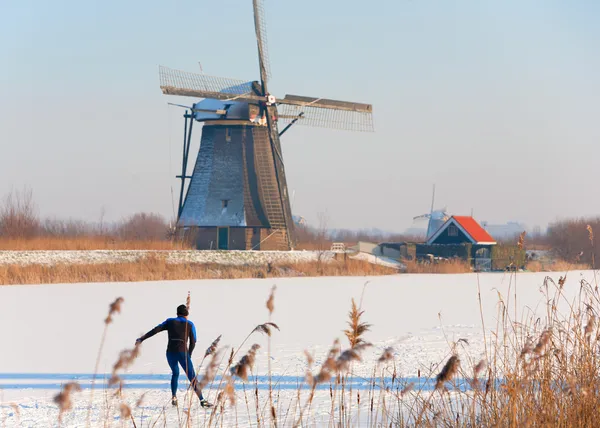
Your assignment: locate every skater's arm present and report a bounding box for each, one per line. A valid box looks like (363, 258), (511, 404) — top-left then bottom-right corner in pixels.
(188, 321), (197, 355)
(137, 320), (168, 343)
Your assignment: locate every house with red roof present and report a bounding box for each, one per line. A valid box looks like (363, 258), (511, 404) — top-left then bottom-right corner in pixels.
(426, 216), (497, 246)
(421, 216), (497, 270)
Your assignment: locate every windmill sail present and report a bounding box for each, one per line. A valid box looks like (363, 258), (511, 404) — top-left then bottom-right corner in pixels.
(277, 103), (374, 132)
(252, 0), (271, 90)
(159, 66), (258, 101)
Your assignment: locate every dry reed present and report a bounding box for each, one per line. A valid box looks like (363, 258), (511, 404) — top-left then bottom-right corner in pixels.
(0, 237), (189, 251)
(404, 259), (472, 274)
(230, 344), (261, 382)
(0, 257), (396, 285)
(54, 382), (81, 424)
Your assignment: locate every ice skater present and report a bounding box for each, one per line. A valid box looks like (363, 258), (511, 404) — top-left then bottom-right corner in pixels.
(136, 304), (212, 408)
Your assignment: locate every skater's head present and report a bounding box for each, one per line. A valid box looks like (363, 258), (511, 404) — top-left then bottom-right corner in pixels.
(177, 304), (189, 318)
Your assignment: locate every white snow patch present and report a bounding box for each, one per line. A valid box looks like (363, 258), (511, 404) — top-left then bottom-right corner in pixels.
(0, 250), (336, 267)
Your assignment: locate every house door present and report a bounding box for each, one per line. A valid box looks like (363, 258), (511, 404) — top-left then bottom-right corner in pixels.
(474, 247), (491, 272)
(217, 227), (229, 250)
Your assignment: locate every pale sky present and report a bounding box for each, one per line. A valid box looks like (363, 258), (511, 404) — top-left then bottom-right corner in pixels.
(1, 0), (599, 232)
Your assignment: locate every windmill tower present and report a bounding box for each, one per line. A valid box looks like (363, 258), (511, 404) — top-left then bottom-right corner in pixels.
(413, 185), (450, 239)
(160, 0), (374, 251)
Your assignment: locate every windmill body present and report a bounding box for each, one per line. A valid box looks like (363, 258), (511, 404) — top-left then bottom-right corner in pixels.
(161, 0), (373, 251)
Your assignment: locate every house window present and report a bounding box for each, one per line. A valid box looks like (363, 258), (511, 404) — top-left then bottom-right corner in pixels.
(448, 225), (458, 237)
(222, 199), (229, 209)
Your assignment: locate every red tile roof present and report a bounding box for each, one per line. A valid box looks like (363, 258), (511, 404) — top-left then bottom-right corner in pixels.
(453, 216), (496, 244)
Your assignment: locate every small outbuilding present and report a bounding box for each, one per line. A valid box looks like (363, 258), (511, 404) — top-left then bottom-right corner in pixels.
(419, 216), (497, 270)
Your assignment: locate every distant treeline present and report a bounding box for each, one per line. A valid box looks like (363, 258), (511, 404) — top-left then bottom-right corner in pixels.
(0, 188), (598, 266)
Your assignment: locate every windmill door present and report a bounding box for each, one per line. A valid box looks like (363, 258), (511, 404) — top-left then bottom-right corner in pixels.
(217, 227), (229, 250)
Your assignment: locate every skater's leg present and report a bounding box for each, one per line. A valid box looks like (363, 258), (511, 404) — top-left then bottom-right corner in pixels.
(166, 352), (180, 397)
(180, 352), (205, 401)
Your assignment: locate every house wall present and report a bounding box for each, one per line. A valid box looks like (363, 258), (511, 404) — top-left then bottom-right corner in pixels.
(229, 228), (247, 250)
(192, 227), (219, 250)
(181, 227), (252, 250)
(430, 225), (472, 245)
(416, 243), (472, 260)
(178, 226), (289, 251)
(259, 228), (288, 251)
(356, 241), (378, 254)
(375, 246), (401, 259)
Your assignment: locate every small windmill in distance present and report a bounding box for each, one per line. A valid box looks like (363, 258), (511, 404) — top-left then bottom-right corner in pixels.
(413, 185), (450, 239)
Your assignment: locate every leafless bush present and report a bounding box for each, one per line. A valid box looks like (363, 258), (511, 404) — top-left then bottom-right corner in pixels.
(0, 188), (40, 238)
(547, 217), (599, 266)
(117, 212), (169, 241)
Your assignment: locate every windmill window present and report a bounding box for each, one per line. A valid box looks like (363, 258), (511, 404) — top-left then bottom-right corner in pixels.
(222, 199), (229, 209)
(448, 225), (458, 237)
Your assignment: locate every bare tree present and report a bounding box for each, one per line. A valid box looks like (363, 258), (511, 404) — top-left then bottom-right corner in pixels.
(0, 187), (40, 238)
(118, 212), (169, 241)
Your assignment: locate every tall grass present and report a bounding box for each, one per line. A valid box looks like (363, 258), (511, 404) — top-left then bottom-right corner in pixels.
(0, 237), (189, 250)
(0, 256), (396, 285)
(404, 258), (472, 274)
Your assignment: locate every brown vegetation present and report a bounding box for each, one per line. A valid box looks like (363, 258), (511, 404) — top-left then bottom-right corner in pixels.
(404, 258), (472, 274)
(0, 256), (396, 285)
(0, 237), (189, 250)
(526, 259), (590, 272)
(547, 217), (599, 267)
(0, 188), (176, 249)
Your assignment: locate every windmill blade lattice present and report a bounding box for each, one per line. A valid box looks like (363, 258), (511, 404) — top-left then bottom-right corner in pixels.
(252, 0), (271, 85)
(159, 66), (256, 99)
(277, 103), (374, 132)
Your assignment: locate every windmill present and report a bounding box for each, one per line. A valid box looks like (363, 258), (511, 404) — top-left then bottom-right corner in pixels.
(413, 185), (450, 239)
(160, 0), (374, 251)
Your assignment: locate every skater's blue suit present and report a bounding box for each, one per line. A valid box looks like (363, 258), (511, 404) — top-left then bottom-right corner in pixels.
(137, 315), (204, 399)
(166, 351), (198, 396)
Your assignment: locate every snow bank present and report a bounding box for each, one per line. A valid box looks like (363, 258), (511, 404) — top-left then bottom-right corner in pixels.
(0, 250), (336, 266)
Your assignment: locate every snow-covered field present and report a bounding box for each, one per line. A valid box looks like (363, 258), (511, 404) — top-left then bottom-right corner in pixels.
(1, 270), (597, 427)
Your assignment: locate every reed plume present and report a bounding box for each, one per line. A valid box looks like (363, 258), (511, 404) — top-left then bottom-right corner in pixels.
(401, 383), (415, 396)
(336, 343), (372, 372)
(199, 348), (225, 390)
(533, 329), (551, 356)
(344, 298), (371, 348)
(105, 297), (124, 325)
(231, 344), (261, 381)
(266, 285), (276, 315)
(119, 403), (132, 419)
(205, 334), (222, 358)
(474, 359), (486, 378)
(377, 347), (394, 364)
(435, 355), (460, 390)
(109, 344), (142, 386)
(310, 339), (340, 385)
(54, 382), (81, 422)
(517, 231), (526, 249)
(585, 315), (596, 342)
(253, 322), (280, 336)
